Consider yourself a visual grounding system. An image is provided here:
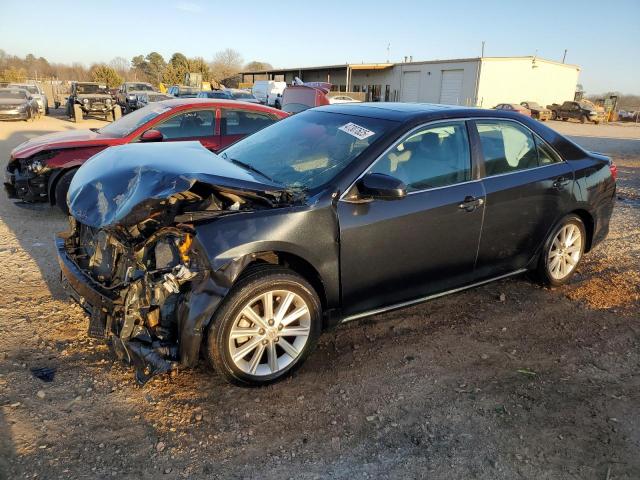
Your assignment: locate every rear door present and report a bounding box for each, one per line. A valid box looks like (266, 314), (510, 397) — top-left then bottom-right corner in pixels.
(219, 108), (280, 148)
(338, 120), (485, 316)
(471, 119), (575, 277)
(151, 108), (220, 151)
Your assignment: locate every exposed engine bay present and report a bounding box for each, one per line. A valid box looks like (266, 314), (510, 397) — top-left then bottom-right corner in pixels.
(61, 183), (288, 384)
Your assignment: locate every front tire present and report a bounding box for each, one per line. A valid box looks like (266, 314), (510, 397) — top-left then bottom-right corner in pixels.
(54, 169), (77, 214)
(206, 266), (321, 386)
(535, 214), (586, 287)
(580, 114), (587, 124)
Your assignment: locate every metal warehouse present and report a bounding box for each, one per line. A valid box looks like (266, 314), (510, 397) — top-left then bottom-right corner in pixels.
(241, 56), (580, 108)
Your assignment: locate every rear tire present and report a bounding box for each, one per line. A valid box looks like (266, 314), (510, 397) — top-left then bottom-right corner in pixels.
(534, 214), (586, 287)
(206, 266), (321, 387)
(73, 104), (83, 123)
(551, 111), (558, 120)
(580, 115), (587, 124)
(54, 169), (77, 214)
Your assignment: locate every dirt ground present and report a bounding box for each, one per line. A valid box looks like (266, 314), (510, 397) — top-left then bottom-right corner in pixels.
(0, 112), (638, 480)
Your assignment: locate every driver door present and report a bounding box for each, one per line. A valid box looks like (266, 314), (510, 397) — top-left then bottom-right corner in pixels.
(338, 121), (485, 316)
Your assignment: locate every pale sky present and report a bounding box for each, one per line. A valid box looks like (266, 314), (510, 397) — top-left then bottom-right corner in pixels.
(1, 0), (638, 94)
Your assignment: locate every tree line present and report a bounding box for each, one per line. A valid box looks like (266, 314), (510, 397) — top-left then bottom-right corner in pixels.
(0, 49), (273, 88)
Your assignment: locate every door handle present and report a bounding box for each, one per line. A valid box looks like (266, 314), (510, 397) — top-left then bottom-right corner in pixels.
(458, 196), (484, 212)
(553, 177), (570, 189)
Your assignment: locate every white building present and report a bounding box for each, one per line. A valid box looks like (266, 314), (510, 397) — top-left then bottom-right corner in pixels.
(241, 56), (580, 108)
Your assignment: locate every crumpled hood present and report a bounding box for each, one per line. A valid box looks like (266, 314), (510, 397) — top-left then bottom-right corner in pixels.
(68, 141), (287, 229)
(10, 129), (121, 159)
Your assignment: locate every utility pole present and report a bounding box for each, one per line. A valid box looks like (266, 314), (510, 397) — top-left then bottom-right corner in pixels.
(562, 49), (568, 63)
(386, 43), (390, 63)
(481, 41), (485, 58)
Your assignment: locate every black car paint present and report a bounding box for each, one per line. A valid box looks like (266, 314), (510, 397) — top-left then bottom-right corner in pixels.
(57, 104), (615, 380)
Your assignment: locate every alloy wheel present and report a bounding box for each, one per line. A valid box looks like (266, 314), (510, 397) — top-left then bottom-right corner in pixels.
(228, 289), (311, 377)
(548, 224), (582, 280)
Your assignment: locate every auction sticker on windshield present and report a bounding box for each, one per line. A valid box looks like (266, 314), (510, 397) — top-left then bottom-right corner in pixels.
(339, 122), (375, 140)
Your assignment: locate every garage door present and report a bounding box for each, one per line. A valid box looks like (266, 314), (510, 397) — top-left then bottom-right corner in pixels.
(401, 71), (420, 102)
(439, 69), (464, 105)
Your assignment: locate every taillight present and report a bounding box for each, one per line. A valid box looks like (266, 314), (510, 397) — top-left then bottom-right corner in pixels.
(609, 162), (618, 181)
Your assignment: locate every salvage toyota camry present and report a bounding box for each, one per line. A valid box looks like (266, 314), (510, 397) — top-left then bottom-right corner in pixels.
(57, 103), (616, 385)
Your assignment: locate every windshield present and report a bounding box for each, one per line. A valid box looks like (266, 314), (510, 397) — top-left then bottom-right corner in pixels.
(0, 89), (27, 99)
(98, 103), (171, 137)
(199, 91), (229, 99)
(11, 85), (38, 94)
(221, 110), (397, 190)
(127, 83), (154, 92)
(77, 84), (108, 94)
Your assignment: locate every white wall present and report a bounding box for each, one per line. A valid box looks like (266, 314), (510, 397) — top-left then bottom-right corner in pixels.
(476, 58), (579, 108)
(348, 60), (480, 105)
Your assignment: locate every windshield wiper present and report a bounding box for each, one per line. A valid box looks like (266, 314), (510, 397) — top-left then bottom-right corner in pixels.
(229, 158), (279, 184)
(90, 128), (100, 133)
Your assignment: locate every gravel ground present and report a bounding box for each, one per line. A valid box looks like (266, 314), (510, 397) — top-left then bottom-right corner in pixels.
(0, 113), (638, 479)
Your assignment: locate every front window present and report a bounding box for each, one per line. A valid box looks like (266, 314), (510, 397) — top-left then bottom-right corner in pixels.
(0, 89), (27, 99)
(221, 110), (397, 190)
(369, 121), (471, 191)
(97, 103), (171, 137)
(76, 84), (109, 94)
(154, 110), (215, 139)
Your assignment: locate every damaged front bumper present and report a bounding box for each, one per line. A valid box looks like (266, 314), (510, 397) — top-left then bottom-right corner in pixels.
(56, 228), (224, 385)
(4, 166), (50, 202)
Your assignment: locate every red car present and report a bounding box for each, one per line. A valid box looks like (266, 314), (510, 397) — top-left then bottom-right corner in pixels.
(4, 98), (288, 212)
(493, 103), (532, 117)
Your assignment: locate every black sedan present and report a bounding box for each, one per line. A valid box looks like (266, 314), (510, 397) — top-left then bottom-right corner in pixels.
(56, 103), (616, 385)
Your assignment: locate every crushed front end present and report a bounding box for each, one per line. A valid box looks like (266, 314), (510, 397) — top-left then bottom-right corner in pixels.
(55, 141), (297, 383)
(57, 216), (210, 384)
(4, 152), (55, 202)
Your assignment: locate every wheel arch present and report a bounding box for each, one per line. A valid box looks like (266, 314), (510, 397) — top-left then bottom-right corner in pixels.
(235, 250), (328, 313)
(569, 208), (595, 252)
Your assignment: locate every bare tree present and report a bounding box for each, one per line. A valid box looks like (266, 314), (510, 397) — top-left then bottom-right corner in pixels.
(109, 56), (131, 79)
(210, 48), (243, 83)
(244, 61), (273, 72)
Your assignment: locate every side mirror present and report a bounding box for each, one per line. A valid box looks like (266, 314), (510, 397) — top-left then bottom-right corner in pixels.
(140, 129), (164, 142)
(357, 173), (407, 200)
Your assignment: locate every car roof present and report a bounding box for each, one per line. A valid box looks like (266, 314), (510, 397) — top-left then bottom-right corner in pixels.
(156, 97), (286, 114)
(314, 102), (524, 123)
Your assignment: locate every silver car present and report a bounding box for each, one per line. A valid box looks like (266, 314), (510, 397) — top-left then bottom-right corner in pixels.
(9, 83), (48, 115)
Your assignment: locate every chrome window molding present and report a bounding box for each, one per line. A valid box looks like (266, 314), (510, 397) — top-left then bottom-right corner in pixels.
(339, 116), (567, 202)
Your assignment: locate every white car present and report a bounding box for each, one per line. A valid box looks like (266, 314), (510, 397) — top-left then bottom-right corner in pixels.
(329, 95), (360, 104)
